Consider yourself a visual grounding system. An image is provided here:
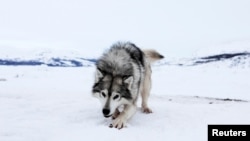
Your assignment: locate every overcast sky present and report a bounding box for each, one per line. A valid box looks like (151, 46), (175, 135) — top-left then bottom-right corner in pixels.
(1, 0), (250, 57)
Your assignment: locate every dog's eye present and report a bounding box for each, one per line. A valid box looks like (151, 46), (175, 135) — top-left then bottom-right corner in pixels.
(101, 92), (106, 98)
(113, 95), (119, 100)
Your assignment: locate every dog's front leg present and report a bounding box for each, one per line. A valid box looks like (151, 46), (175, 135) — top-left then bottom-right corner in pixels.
(112, 108), (120, 120)
(110, 104), (136, 129)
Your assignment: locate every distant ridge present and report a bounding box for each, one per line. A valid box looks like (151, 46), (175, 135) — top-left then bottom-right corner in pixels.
(0, 52), (249, 68)
(0, 58), (96, 67)
(155, 52), (250, 68)
(195, 52), (250, 64)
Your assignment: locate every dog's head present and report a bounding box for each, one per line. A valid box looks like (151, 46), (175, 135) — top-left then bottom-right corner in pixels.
(92, 69), (133, 118)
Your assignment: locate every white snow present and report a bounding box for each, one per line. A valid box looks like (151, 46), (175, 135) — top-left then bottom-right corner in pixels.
(0, 65), (249, 141)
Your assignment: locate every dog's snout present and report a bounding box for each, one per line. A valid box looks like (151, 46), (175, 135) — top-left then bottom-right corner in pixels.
(102, 109), (110, 116)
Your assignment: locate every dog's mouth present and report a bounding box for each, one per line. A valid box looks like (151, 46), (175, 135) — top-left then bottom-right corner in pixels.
(104, 114), (112, 118)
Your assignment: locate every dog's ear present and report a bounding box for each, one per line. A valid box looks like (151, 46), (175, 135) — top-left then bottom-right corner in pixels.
(124, 76), (133, 90)
(95, 69), (103, 83)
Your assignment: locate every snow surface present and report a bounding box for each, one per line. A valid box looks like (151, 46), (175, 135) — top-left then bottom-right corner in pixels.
(1, 65), (249, 141)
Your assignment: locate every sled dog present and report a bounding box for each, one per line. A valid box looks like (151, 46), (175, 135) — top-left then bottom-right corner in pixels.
(92, 42), (164, 129)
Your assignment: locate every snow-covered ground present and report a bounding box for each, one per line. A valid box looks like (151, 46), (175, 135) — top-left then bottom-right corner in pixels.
(0, 63), (249, 141)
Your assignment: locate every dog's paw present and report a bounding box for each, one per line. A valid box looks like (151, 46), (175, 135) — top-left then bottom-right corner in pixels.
(142, 107), (153, 113)
(110, 116), (126, 129)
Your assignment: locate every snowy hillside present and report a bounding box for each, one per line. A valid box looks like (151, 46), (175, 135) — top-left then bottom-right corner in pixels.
(157, 40), (250, 68)
(156, 52), (250, 68)
(0, 47), (96, 67)
(2, 51), (250, 68)
(1, 43), (250, 68)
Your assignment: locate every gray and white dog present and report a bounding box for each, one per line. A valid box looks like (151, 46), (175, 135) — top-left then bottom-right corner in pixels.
(92, 42), (164, 129)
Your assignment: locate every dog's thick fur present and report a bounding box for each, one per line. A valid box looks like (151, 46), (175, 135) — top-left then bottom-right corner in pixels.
(92, 42), (164, 129)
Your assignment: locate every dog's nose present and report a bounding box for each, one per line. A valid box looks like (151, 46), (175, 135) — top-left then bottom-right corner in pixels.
(102, 109), (110, 115)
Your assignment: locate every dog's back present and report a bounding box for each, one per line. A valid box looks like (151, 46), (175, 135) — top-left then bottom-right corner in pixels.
(96, 42), (145, 77)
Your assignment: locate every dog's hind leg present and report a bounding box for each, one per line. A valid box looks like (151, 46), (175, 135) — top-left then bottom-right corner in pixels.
(141, 65), (153, 113)
(141, 49), (163, 113)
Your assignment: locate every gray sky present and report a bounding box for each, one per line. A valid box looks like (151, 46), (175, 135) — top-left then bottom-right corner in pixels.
(1, 0), (250, 57)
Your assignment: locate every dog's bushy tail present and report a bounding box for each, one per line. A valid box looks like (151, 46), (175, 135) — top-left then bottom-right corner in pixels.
(143, 49), (164, 64)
